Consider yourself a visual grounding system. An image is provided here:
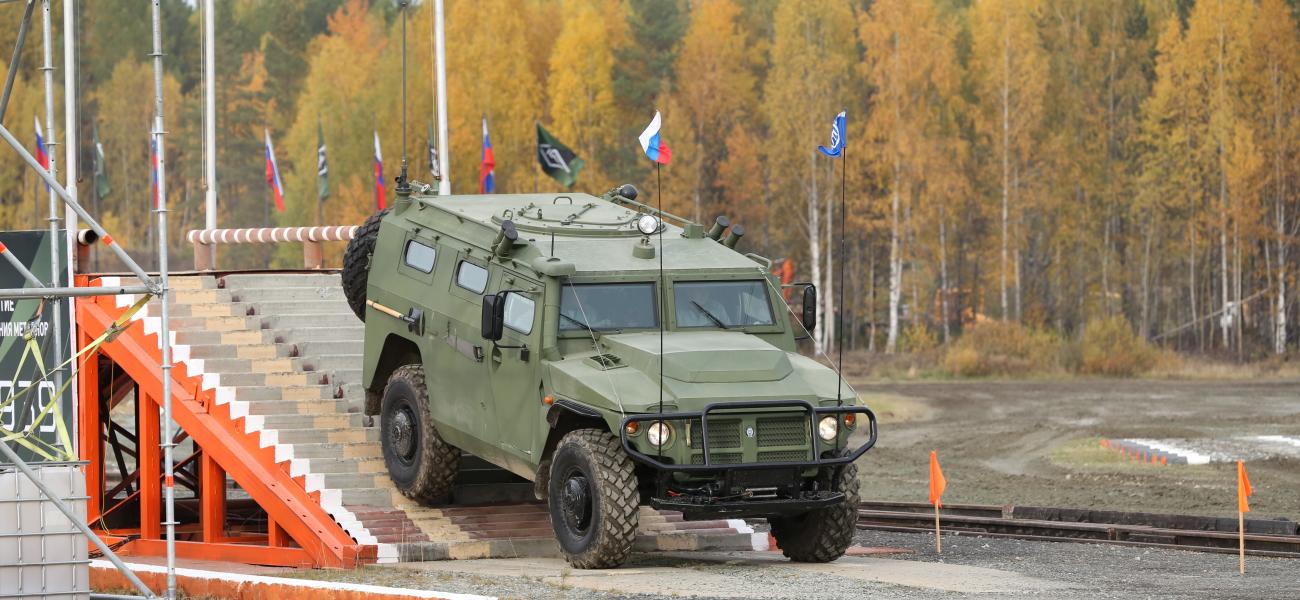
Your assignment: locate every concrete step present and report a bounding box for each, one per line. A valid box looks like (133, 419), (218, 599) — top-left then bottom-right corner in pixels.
(270, 327), (364, 343)
(258, 313), (359, 330)
(175, 329), (269, 346)
(290, 340), (364, 358)
(166, 275), (218, 290)
(291, 441), (382, 459)
(216, 371), (325, 387)
(223, 273), (342, 289)
(261, 413), (366, 431)
(322, 369), (363, 386)
(244, 399), (350, 416)
(149, 301), (240, 318)
(299, 355), (363, 373)
(167, 315), (256, 331)
(339, 487), (397, 508)
(190, 357), (300, 375)
(229, 385), (333, 402)
(275, 427), (379, 445)
(319, 472), (383, 490)
(186, 343), (283, 360)
(247, 299), (352, 317)
(230, 286), (346, 303)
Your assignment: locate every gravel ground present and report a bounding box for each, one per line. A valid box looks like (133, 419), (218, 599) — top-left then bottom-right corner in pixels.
(853, 528), (1300, 600)
(287, 529), (1300, 600)
(850, 379), (1300, 520)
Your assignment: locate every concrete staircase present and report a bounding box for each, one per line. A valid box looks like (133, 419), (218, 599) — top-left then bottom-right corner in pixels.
(96, 272), (765, 564)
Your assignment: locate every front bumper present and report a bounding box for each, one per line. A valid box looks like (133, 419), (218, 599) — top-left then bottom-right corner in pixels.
(618, 400), (878, 518)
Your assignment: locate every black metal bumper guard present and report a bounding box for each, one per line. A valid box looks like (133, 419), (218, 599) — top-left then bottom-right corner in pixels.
(618, 399), (878, 472)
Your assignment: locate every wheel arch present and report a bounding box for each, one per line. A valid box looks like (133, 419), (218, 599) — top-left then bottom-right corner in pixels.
(533, 401), (611, 498)
(365, 333), (423, 416)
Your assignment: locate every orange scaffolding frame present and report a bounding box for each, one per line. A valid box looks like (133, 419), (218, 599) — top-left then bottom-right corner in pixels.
(75, 275), (371, 568)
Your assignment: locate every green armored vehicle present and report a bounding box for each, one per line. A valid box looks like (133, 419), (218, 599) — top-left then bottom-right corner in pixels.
(342, 183), (877, 568)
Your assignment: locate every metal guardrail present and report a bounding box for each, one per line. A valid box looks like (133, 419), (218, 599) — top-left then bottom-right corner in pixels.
(185, 226), (358, 270)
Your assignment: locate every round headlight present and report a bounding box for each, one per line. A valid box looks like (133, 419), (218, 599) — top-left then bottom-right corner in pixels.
(646, 421), (673, 447)
(636, 214), (660, 235)
(818, 416), (839, 441)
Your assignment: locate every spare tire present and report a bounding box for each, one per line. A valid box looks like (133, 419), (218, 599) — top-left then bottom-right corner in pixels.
(342, 208), (389, 321)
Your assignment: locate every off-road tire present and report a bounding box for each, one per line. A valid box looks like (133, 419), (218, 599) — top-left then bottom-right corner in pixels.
(380, 365), (459, 504)
(768, 450), (860, 562)
(342, 208), (389, 321)
(547, 429), (639, 569)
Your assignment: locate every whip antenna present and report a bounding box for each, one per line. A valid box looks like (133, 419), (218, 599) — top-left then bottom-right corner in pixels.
(397, 0), (410, 193)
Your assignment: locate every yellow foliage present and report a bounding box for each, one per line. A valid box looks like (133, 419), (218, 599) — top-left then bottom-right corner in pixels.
(1079, 316), (1156, 377)
(942, 321), (1060, 377)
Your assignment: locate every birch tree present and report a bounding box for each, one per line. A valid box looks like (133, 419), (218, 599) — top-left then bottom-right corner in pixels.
(971, 0), (1046, 322)
(762, 0), (854, 352)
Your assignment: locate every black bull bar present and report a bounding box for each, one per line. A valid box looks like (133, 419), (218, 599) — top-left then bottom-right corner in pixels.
(618, 399), (878, 472)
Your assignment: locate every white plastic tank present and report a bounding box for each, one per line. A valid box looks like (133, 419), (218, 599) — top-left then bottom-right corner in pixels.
(0, 464), (89, 600)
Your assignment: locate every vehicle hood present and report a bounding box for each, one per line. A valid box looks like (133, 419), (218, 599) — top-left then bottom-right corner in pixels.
(601, 331), (792, 383)
(544, 331), (853, 414)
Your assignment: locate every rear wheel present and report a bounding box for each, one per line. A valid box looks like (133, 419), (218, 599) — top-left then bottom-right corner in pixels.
(547, 429), (639, 569)
(380, 365), (459, 504)
(342, 208), (389, 321)
(768, 450), (860, 562)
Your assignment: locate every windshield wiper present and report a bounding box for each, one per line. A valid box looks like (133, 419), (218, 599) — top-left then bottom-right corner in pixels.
(690, 301), (730, 329)
(559, 312), (594, 332)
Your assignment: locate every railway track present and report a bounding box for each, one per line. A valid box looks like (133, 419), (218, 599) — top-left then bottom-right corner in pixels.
(857, 501), (1300, 558)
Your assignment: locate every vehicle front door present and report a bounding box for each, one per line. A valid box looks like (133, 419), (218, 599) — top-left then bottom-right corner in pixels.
(485, 269), (544, 474)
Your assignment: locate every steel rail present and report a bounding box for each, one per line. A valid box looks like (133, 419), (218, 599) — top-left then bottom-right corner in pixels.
(857, 501), (1300, 559)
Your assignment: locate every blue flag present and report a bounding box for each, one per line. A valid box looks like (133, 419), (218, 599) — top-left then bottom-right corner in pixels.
(817, 111), (846, 157)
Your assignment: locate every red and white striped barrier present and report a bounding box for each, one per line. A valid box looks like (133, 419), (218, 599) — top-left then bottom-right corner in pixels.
(186, 226), (359, 270)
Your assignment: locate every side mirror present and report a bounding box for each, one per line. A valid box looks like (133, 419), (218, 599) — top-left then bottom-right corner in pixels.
(481, 293), (506, 341)
(801, 284), (817, 333)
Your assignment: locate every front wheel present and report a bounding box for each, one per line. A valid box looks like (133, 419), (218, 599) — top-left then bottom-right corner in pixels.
(547, 429), (640, 568)
(380, 364), (460, 504)
(768, 451), (860, 562)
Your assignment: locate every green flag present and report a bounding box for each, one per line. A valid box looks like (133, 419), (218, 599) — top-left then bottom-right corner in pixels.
(536, 122), (583, 188)
(317, 120), (329, 201)
(92, 123), (111, 199)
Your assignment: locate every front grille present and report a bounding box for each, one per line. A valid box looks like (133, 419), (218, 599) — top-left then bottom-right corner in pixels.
(756, 415), (809, 447)
(689, 418), (741, 449)
(691, 452), (742, 465)
(758, 449), (811, 462)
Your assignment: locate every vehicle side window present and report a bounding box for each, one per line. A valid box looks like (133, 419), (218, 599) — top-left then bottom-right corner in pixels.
(403, 240), (436, 273)
(503, 292), (536, 334)
(455, 260), (488, 294)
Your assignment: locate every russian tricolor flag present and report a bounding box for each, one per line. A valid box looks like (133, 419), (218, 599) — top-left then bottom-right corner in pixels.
(637, 111), (672, 165)
(34, 117), (50, 191)
(479, 117), (495, 194)
(374, 130), (386, 210)
(263, 128), (285, 213)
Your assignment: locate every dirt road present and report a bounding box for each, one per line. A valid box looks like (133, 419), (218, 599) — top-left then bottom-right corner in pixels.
(849, 379), (1300, 520)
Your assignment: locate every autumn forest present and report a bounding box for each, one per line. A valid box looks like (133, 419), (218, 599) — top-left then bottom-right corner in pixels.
(2, 0), (1299, 360)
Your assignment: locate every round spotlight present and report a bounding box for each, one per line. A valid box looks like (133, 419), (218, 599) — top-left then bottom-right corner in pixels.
(646, 421), (673, 447)
(818, 416), (839, 441)
(636, 214), (660, 235)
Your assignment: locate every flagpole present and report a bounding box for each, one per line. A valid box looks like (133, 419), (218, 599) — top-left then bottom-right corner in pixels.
(836, 133), (846, 419)
(656, 160), (664, 433)
(935, 502), (942, 554)
(1238, 509), (1245, 574)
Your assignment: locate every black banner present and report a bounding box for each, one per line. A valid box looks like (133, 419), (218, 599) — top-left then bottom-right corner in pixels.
(0, 230), (72, 464)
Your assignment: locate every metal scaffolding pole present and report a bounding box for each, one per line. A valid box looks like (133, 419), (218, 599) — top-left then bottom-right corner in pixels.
(0, 0), (35, 122)
(39, 0), (68, 468)
(63, 0), (80, 402)
(148, 2), (177, 597)
(202, 0), (216, 267)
